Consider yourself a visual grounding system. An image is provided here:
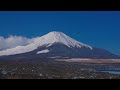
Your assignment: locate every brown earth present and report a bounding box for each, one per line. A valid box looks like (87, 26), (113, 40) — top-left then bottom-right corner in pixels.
(56, 59), (120, 63)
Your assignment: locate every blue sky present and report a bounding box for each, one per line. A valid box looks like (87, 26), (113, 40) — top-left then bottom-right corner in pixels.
(0, 11), (120, 55)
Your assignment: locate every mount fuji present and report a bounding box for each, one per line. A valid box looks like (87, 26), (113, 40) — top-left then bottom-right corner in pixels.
(0, 31), (119, 59)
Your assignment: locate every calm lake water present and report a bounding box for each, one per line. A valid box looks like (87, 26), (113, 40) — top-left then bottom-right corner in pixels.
(96, 70), (120, 74)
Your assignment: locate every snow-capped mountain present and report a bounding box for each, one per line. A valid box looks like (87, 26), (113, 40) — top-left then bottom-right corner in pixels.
(33, 31), (92, 49)
(0, 31), (92, 56)
(0, 31), (119, 59)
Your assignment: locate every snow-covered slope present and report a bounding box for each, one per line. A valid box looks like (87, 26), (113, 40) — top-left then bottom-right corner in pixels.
(0, 31), (92, 56)
(36, 49), (49, 54)
(33, 31), (92, 49)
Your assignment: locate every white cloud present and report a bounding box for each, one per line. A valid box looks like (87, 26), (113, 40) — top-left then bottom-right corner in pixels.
(0, 35), (32, 51)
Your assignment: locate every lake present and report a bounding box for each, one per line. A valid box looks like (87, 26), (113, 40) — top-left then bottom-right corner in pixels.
(96, 70), (120, 74)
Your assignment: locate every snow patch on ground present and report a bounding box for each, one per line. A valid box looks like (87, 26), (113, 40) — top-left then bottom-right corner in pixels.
(36, 49), (49, 54)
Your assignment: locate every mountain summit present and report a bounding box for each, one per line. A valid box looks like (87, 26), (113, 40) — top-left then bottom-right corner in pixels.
(33, 31), (92, 49)
(0, 31), (119, 59)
